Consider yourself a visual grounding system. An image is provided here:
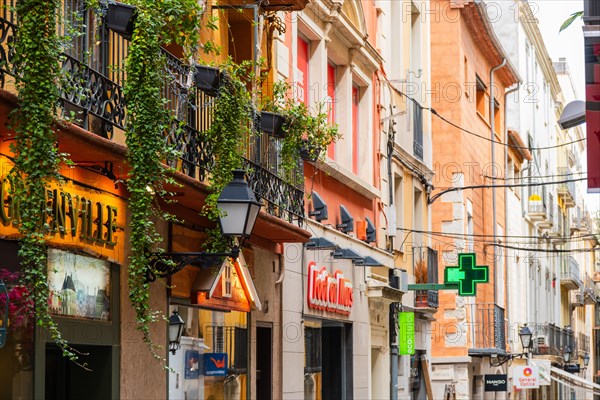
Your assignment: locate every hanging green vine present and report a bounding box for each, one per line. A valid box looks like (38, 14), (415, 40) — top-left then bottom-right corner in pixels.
(200, 59), (253, 252)
(123, 0), (203, 361)
(9, 0), (79, 362)
(262, 81), (340, 180)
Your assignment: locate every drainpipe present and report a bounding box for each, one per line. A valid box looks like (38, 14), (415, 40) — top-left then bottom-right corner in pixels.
(503, 83), (520, 339)
(490, 58), (506, 305)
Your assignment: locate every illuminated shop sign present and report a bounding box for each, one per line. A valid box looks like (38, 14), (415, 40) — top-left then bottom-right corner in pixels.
(306, 261), (353, 315)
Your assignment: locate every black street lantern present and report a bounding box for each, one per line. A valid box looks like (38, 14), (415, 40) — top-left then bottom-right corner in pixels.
(145, 170), (262, 283)
(583, 353), (591, 368)
(217, 169), (261, 238)
(519, 324), (533, 351)
(168, 310), (185, 355)
(563, 346), (572, 364)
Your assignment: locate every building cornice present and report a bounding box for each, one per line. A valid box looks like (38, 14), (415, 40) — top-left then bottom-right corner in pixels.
(457, 1), (521, 86)
(518, 1), (562, 100)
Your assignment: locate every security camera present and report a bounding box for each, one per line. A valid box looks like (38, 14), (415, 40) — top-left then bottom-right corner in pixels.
(558, 100), (586, 130)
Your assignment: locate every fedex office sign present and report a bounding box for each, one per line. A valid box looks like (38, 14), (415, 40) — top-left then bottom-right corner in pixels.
(307, 261), (353, 315)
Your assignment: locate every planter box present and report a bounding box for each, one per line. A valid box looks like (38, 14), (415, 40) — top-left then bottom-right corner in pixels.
(106, 2), (136, 39)
(194, 65), (222, 97)
(260, 111), (286, 137)
(300, 139), (320, 162)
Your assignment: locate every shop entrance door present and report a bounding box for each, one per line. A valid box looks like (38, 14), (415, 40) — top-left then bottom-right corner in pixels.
(256, 326), (272, 400)
(45, 344), (112, 400)
(322, 323), (353, 399)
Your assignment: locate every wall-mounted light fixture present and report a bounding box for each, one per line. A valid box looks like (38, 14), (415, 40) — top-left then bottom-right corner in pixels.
(146, 170), (261, 282)
(336, 205), (354, 234)
(308, 191), (328, 222)
(490, 324), (534, 367)
(168, 310), (185, 355)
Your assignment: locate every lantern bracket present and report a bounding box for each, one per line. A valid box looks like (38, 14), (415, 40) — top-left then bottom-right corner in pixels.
(145, 247), (240, 283)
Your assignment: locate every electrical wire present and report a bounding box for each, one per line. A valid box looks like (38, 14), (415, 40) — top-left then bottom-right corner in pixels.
(429, 177), (588, 204)
(396, 227), (599, 242)
(429, 107), (586, 151)
(483, 171), (587, 181)
(394, 89), (586, 151)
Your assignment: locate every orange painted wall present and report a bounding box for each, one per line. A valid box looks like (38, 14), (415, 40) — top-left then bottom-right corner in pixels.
(429, 0), (510, 357)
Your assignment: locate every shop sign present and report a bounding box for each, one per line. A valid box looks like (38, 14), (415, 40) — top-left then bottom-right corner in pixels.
(512, 365), (539, 389)
(399, 312), (415, 355)
(47, 248), (111, 320)
(203, 353), (228, 377)
(535, 360), (551, 386)
(484, 374), (507, 392)
(0, 159), (126, 263)
(306, 261), (353, 315)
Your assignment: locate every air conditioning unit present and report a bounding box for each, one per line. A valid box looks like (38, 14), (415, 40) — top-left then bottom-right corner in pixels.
(390, 268), (408, 292)
(535, 335), (550, 354)
(536, 335), (548, 346)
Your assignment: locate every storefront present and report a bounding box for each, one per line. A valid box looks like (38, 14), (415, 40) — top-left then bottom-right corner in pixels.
(165, 224), (261, 400)
(282, 225), (385, 399)
(0, 164), (126, 399)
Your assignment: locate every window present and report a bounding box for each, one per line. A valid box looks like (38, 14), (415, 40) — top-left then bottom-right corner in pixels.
(493, 98), (501, 134)
(475, 75), (488, 120)
(352, 85), (360, 174)
(466, 200), (474, 252)
(327, 63), (336, 159)
(222, 263), (232, 298)
(296, 36), (310, 104)
(304, 326), (322, 373)
(413, 101), (423, 160)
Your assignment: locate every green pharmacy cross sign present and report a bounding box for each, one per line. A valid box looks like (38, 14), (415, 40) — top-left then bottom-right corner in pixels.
(406, 253), (489, 296)
(444, 253), (489, 296)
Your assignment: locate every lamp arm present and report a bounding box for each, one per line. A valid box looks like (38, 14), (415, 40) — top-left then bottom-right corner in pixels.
(145, 247), (240, 283)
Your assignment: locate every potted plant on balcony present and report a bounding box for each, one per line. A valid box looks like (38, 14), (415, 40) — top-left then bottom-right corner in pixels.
(259, 111), (286, 138)
(262, 82), (339, 178)
(105, 1), (137, 39)
(194, 65), (223, 97)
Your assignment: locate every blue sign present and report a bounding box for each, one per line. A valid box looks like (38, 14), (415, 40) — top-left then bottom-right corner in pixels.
(184, 350), (200, 379)
(203, 353), (228, 376)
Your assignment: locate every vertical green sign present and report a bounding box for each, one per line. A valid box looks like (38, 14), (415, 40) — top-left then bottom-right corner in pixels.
(399, 312), (415, 355)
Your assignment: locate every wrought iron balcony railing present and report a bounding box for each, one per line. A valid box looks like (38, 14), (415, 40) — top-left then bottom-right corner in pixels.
(415, 290), (438, 309)
(561, 255), (582, 290)
(557, 167), (576, 208)
(0, 7), (306, 226)
(468, 303), (506, 355)
(413, 247), (438, 309)
(528, 323), (576, 357)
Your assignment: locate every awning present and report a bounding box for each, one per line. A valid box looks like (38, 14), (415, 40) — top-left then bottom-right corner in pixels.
(551, 366), (600, 395)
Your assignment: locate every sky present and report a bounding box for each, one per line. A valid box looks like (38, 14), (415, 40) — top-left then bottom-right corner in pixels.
(535, 1), (600, 212)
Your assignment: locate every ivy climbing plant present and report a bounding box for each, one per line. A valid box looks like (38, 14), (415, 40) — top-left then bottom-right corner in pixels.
(123, 0), (203, 361)
(9, 0), (80, 362)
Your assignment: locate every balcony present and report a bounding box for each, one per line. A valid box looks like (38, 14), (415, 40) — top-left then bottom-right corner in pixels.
(571, 207), (592, 234)
(468, 304), (506, 355)
(413, 247), (438, 310)
(415, 290), (438, 309)
(0, 6), (306, 226)
(529, 323), (575, 357)
(557, 167), (576, 207)
(547, 204), (564, 242)
(527, 186), (552, 227)
(583, 275), (598, 304)
(561, 255), (582, 290)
